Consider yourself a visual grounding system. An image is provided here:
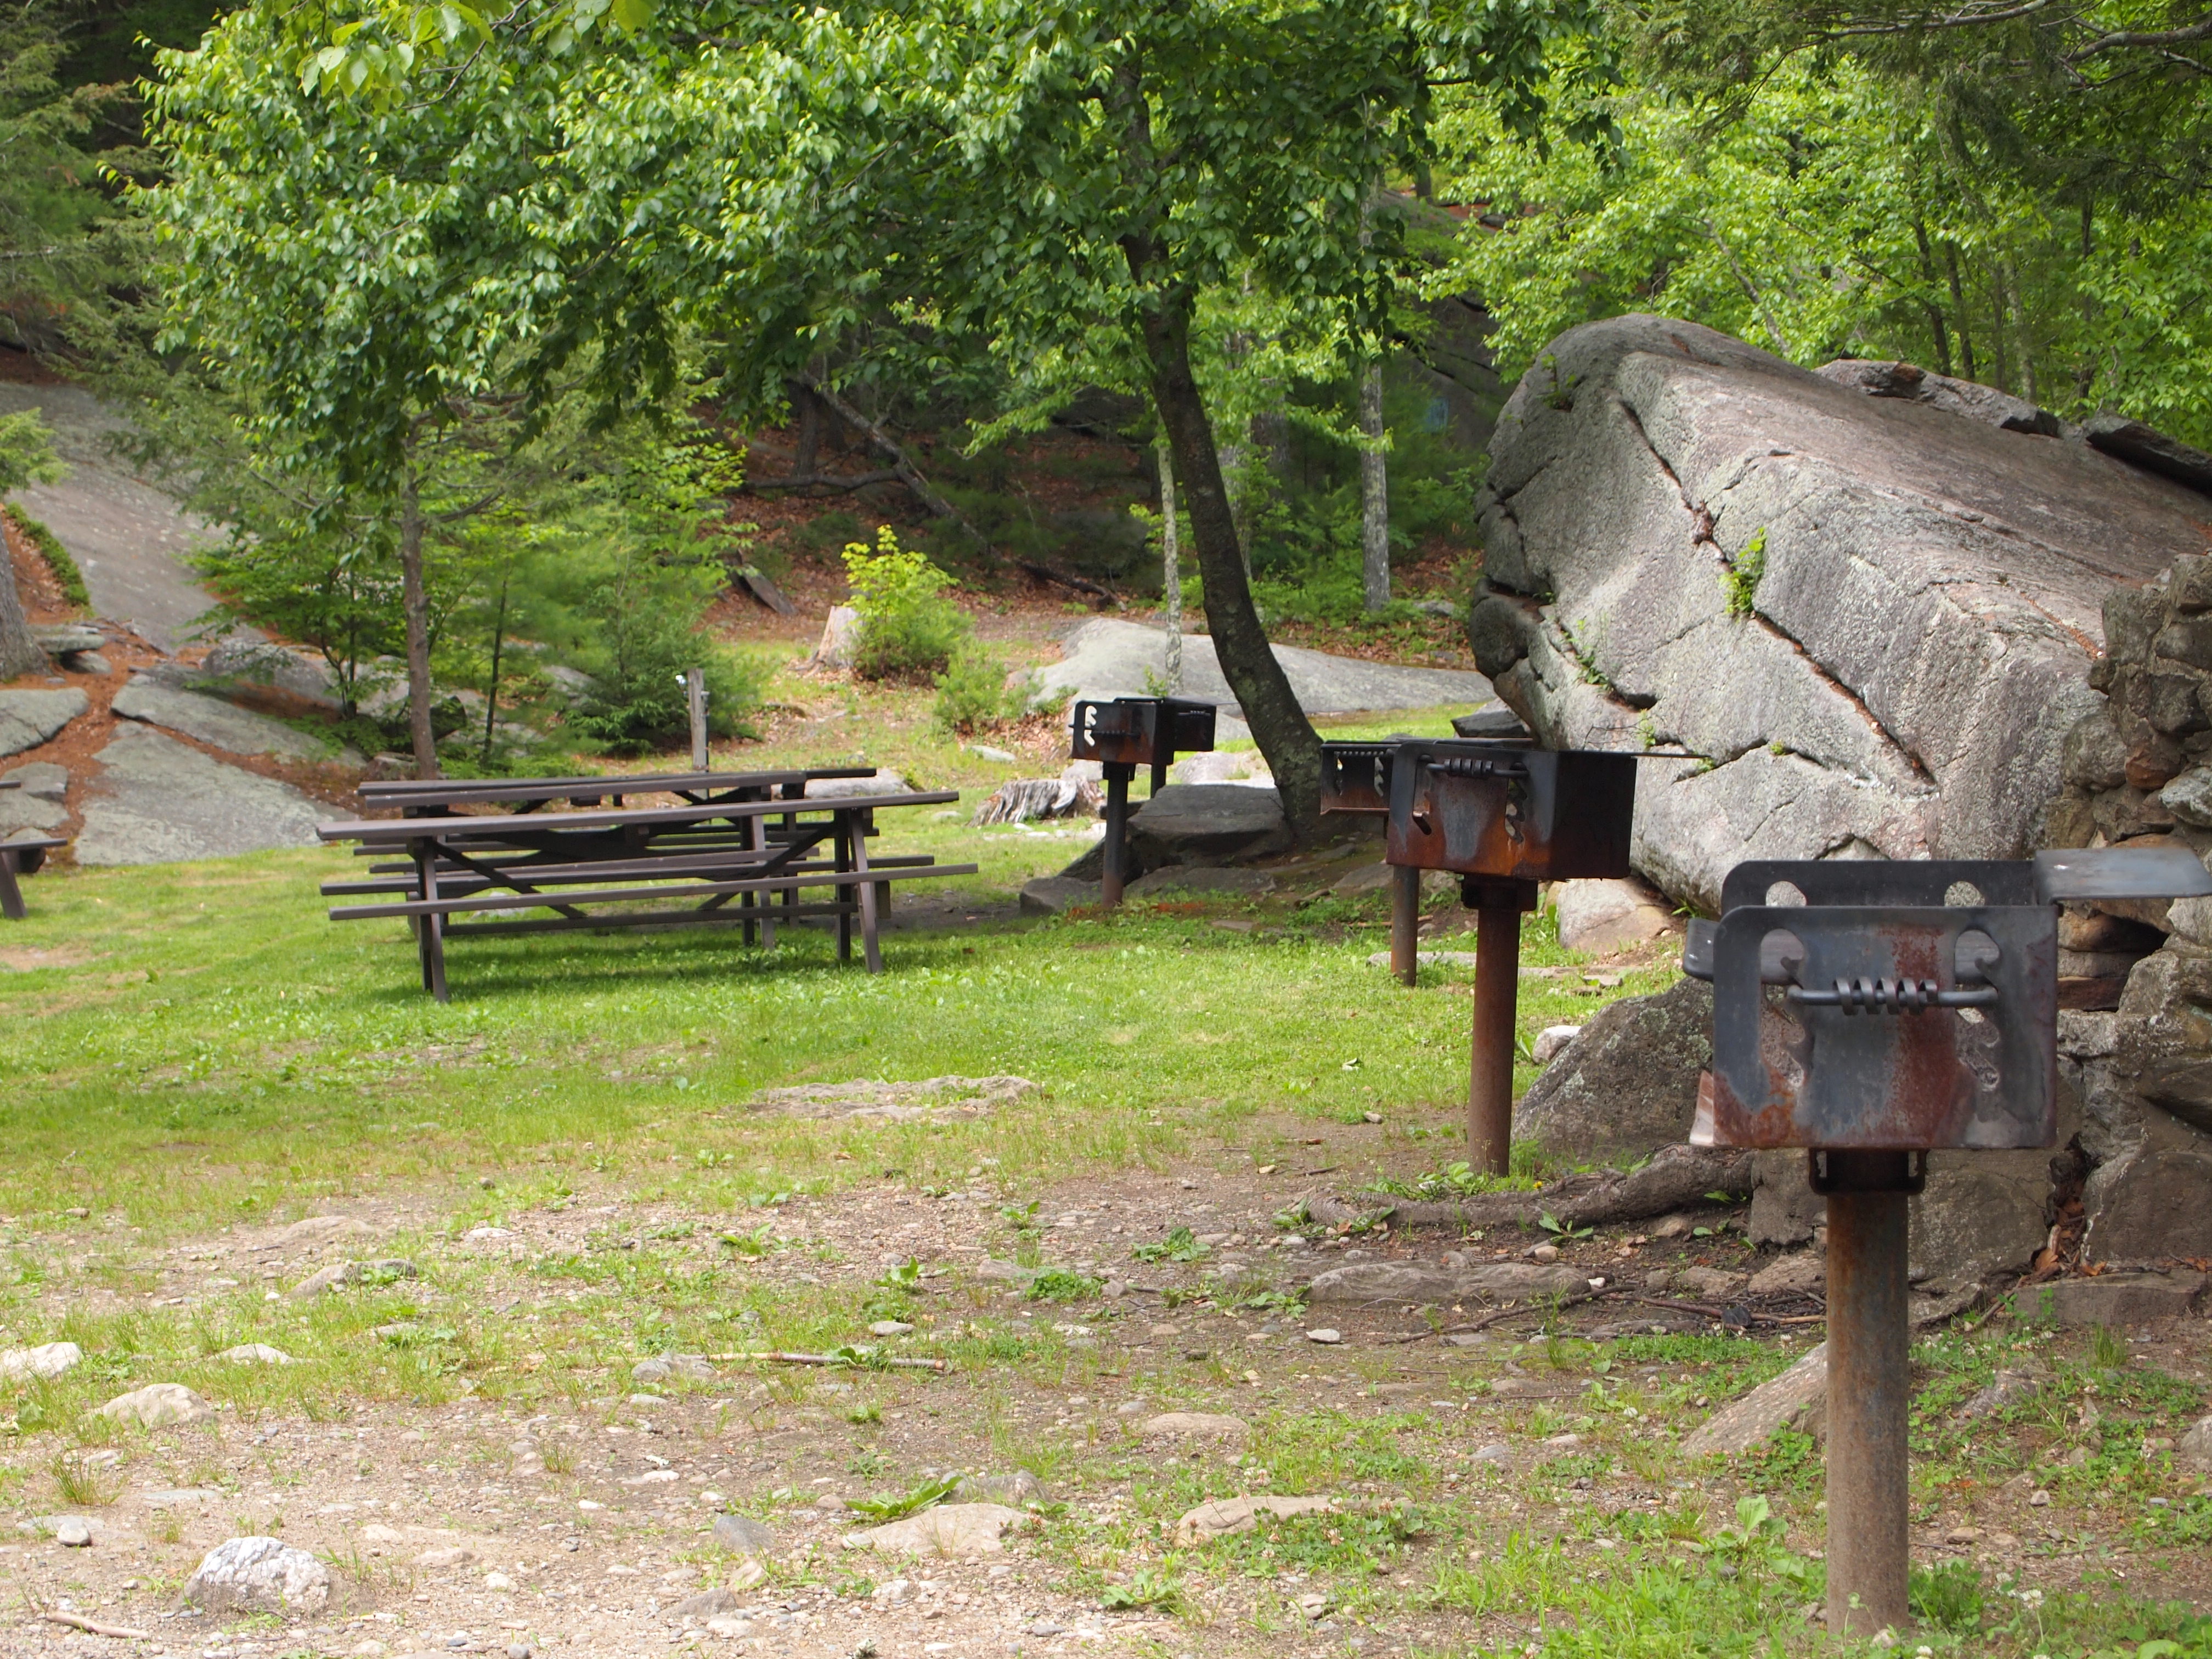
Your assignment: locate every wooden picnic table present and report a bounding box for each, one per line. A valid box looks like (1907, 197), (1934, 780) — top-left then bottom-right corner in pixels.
(0, 780), (68, 922)
(318, 781), (974, 1000)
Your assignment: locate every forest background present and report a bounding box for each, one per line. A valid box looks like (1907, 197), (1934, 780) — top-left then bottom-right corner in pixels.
(4, 0), (2210, 793)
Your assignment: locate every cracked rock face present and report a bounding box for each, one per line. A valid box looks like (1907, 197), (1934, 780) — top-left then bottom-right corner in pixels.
(1467, 315), (2210, 912)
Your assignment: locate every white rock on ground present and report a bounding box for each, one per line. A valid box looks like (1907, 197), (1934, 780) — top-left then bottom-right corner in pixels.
(1174, 1494), (1336, 1544)
(185, 1536), (333, 1614)
(216, 1344), (294, 1364)
(98, 1382), (215, 1427)
(1553, 876), (1676, 952)
(841, 1503), (1034, 1557)
(74, 726), (322, 866)
(1532, 1024), (1584, 1064)
(0, 1341), (82, 1381)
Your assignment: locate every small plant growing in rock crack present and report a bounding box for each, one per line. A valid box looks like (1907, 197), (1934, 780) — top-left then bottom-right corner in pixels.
(1722, 528), (1768, 619)
(1132, 1226), (1208, 1263)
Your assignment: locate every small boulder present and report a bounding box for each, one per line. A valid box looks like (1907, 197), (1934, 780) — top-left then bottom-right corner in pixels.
(1553, 877), (1675, 952)
(216, 1344), (294, 1365)
(842, 1502), (1032, 1557)
(1513, 979), (1713, 1160)
(414, 1545), (477, 1568)
(186, 1536), (332, 1614)
(54, 1516), (94, 1547)
(1306, 1263), (1462, 1306)
(1681, 1344), (1828, 1457)
(1531, 1024), (1583, 1065)
(2017, 1271), (2207, 1327)
(1173, 1493), (1335, 1545)
(2179, 1415), (2212, 1470)
(1957, 1366), (2046, 1421)
(1019, 876), (1100, 916)
(631, 1353), (715, 1385)
(672, 1587), (743, 1620)
(98, 1383), (215, 1428)
(1746, 1253), (1823, 1297)
(0, 1341), (81, 1381)
(1127, 784), (1289, 868)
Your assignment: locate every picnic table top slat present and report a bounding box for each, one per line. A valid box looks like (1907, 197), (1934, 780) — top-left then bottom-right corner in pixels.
(317, 790), (959, 843)
(319, 853), (938, 895)
(358, 765), (878, 807)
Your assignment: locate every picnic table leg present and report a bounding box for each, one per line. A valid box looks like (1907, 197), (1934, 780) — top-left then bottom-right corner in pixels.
(414, 845), (450, 1003)
(850, 813), (883, 973)
(740, 813), (759, 947)
(834, 819), (854, 964)
(0, 849), (25, 922)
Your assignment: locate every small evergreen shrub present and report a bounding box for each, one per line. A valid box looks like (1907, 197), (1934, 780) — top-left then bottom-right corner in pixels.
(843, 526), (969, 680)
(932, 638), (1025, 732)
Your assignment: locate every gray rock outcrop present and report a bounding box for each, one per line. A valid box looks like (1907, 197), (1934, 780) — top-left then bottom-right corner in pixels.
(1468, 315), (2210, 913)
(185, 1536), (332, 1614)
(1514, 978), (1712, 1160)
(0, 687), (87, 759)
(0, 761), (69, 831)
(75, 726), (322, 865)
(112, 675), (332, 760)
(1127, 783), (1290, 868)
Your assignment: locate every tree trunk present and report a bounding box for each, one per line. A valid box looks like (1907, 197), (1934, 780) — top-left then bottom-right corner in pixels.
(1137, 287), (1322, 834)
(398, 469), (441, 779)
(1359, 361), (1390, 613)
(0, 532), (44, 682)
(1156, 436), (1182, 694)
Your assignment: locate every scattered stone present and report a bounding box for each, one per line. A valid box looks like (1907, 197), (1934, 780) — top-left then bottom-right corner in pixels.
(706, 1615), (756, 1638)
(278, 1215), (377, 1251)
(111, 676), (332, 759)
(1554, 876), (1675, 951)
(709, 1513), (777, 1560)
(1125, 865), (1276, 900)
(1651, 1215), (1695, 1239)
(0, 1340), (81, 1381)
(216, 1344), (294, 1365)
(1532, 1024), (1583, 1065)
(0, 687), (88, 759)
(1526, 1243), (1560, 1264)
(98, 1383), (215, 1428)
(1018, 876), (1101, 915)
(484, 1571), (514, 1592)
(1138, 1412), (1251, 1443)
(1305, 1328), (1342, 1345)
(842, 1503), (1034, 1557)
(673, 1587), (744, 1620)
(870, 1320), (915, 1337)
(1514, 978), (1713, 1160)
(54, 1516), (93, 1547)
(1746, 1253), (1824, 1297)
(185, 1536), (333, 1614)
(744, 1075), (1037, 1120)
(2017, 1271), (2206, 1327)
(951, 1470), (1048, 1507)
(1958, 1367), (2046, 1420)
(61, 648), (111, 674)
(75, 726), (321, 865)
(142, 1488), (225, 1508)
(631, 1354), (716, 1385)
(1173, 1493), (1336, 1544)
(1681, 1344), (1828, 1457)
(414, 1546), (477, 1568)
(2178, 1416), (2212, 1470)
(814, 1492), (847, 1511)
(1472, 1443), (1513, 1464)
(289, 1257), (421, 1300)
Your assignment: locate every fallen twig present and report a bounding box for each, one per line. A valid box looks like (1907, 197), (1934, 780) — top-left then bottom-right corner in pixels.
(707, 1350), (949, 1373)
(41, 1612), (151, 1640)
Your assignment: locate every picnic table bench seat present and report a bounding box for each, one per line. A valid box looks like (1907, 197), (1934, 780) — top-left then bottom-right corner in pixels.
(318, 769), (973, 999)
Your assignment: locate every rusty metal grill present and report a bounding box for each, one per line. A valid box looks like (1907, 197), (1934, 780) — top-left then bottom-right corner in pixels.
(1068, 696), (1219, 907)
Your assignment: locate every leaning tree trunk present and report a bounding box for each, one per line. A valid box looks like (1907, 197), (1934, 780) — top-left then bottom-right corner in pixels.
(1359, 361), (1390, 613)
(1138, 286), (1322, 834)
(397, 470), (441, 780)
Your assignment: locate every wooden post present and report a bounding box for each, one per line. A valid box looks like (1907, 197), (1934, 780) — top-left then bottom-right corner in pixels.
(686, 670), (710, 772)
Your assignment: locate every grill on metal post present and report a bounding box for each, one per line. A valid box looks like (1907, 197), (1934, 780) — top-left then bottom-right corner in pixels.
(1682, 847), (2212, 1639)
(1068, 697), (1217, 907)
(1325, 736), (1643, 1172)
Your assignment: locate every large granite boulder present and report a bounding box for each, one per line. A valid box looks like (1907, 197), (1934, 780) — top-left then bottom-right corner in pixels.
(1468, 315), (2212, 913)
(1127, 783), (1291, 868)
(112, 676), (333, 760)
(0, 687), (87, 759)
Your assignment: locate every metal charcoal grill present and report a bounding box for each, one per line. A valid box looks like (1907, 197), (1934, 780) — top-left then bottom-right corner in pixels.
(1681, 846), (2212, 1637)
(1068, 696), (1218, 907)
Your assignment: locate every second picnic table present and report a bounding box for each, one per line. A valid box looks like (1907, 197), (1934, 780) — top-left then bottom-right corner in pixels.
(318, 767), (976, 1000)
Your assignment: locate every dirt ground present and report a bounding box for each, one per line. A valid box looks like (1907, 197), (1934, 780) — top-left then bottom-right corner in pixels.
(6, 1132), (2210, 1659)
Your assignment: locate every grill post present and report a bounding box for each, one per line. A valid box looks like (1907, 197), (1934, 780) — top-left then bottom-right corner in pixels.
(1468, 879), (1537, 1173)
(1389, 864), (1421, 986)
(1818, 1150), (1916, 1637)
(1099, 764), (1133, 909)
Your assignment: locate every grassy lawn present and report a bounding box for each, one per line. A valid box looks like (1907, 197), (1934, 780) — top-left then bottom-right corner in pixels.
(3, 721), (2209, 1659)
